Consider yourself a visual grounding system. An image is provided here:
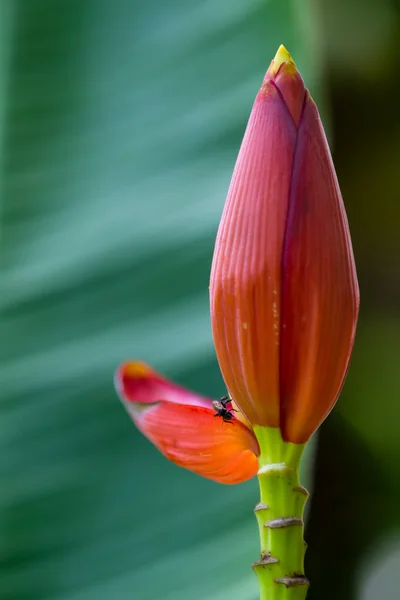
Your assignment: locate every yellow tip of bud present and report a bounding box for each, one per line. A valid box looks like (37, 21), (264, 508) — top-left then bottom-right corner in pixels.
(271, 44), (295, 74)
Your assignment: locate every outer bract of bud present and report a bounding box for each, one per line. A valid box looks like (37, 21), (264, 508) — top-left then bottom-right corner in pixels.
(115, 361), (259, 484)
(209, 46), (359, 444)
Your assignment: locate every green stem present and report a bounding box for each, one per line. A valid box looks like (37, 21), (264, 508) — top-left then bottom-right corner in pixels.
(252, 426), (309, 600)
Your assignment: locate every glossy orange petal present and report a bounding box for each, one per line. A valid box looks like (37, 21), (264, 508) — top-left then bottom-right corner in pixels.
(115, 361), (259, 484)
(279, 94), (359, 443)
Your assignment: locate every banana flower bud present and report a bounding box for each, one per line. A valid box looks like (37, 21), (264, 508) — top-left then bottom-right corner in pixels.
(209, 45), (359, 443)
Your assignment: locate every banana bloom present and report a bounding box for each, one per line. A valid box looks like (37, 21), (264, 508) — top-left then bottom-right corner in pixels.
(210, 45), (359, 443)
(115, 45), (359, 484)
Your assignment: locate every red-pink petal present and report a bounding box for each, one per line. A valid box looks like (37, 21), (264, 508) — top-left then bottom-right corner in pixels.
(116, 361), (211, 408)
(279, 94), (359, 443)
(115, 362), (259, 484)
(210, 79), (298, 427)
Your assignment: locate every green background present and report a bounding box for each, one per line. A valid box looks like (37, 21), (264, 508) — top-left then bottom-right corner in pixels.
(1, 1), (399, 599)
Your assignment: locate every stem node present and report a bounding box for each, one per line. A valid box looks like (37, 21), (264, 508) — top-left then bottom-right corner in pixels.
(275, 576), (310, 588)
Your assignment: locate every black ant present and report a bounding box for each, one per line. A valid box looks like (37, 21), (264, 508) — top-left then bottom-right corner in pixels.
(212, 396), (237, 423)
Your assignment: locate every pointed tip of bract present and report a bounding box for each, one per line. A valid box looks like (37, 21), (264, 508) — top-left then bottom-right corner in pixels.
(271, 44), (295, 74)
(119, 360), (153, 378)
(114, 360), (153, 399)
(262, 44), (305, 128)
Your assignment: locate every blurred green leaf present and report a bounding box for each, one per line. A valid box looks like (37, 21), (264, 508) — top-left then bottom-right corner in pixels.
(339, 314), (400, 464)
(0, 1), (317, 599)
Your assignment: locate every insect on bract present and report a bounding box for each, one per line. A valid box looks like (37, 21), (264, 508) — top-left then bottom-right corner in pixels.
(212, 396), (236, 423)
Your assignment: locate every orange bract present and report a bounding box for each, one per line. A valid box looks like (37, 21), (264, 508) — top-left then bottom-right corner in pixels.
(115, 361), (259, 484)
